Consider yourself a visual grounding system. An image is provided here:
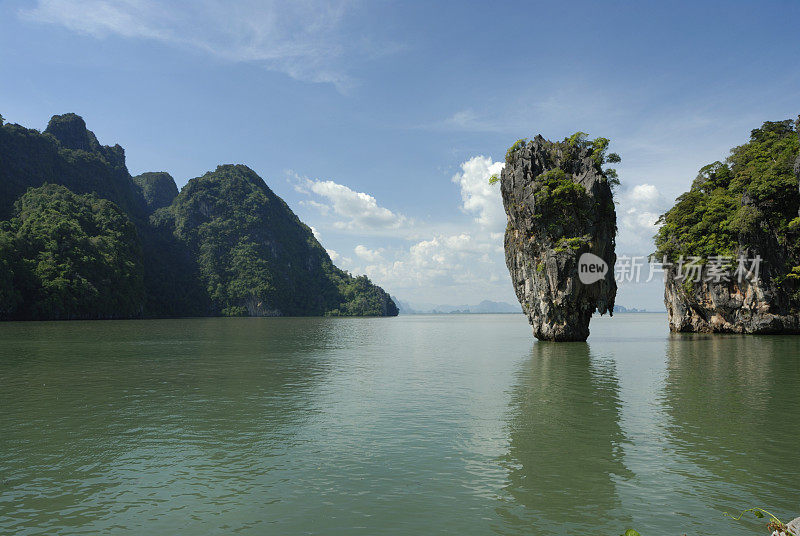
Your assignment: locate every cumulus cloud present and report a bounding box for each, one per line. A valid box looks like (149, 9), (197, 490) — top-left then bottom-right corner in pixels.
(354, 245), (383, 262)
(300, 200), (331, 216)
(20, 0), (396, 91)
(295, 177), (408, 233)
(451, 156), (506, 232)
(346, 231), (507, 303)
(616, 183), (668, 254)
(292, 156), (517, 303)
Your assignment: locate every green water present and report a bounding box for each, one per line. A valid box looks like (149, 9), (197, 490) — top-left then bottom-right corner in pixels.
(0, 314), (798, 535)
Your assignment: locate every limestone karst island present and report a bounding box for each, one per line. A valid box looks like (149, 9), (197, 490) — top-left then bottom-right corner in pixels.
(500, 133), (618, 341)
(2, 2), (799, 536)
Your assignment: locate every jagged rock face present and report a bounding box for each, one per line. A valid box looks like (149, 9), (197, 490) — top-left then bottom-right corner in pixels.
(45, 113), (100, 152)
(500, 136), (617, 341)
(133, 172), (179, 212)
(664, 263), (800, 333)
(45, 113), (126, 168)
(0, 113), (137, 219)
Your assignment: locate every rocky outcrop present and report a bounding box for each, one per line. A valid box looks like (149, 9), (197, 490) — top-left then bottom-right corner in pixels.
(45, 113), (101, 152)
(45, 113), (126, 168)
(0, 113), (140, 219)
(133, 171), (179, 212)
(159, 164), (399, 317)
(1, 113), (399, 320)
(500, 135), (617, 341)
(664, 262), (800, 333)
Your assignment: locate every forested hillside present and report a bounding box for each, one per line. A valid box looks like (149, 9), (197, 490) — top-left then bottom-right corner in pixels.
(0, 113), (398, 320)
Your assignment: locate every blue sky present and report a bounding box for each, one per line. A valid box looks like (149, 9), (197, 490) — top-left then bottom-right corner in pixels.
(2, 0), (799, 309)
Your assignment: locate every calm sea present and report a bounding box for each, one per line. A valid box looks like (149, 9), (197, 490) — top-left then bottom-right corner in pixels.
(1, 313), (798, 535)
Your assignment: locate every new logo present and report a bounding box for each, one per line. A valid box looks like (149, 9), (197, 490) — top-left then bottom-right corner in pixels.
(578, 253), (608, 284)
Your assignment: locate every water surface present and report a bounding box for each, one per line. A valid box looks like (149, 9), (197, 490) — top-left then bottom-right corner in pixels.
(1, 314), (798, 535)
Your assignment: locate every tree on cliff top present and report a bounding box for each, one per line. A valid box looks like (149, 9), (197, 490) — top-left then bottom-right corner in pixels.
(654, 119), (799, 261)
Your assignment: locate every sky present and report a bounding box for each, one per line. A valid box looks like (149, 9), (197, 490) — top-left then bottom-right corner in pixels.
(2, 0), (799, 310)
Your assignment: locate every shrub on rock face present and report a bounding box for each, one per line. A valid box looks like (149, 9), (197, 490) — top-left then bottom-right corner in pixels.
(655, 120), (800, 262)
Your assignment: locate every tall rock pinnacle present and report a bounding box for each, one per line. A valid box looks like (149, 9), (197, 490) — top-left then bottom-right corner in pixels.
(500, 134), (617, 341)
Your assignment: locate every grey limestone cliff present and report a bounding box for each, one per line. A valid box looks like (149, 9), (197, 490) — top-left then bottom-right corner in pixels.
(500, 135), (617, 341)
(664, 261), (800, 333)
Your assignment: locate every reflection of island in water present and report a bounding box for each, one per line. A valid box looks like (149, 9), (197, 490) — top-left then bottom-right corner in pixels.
(661, 334), (800, 522)
(494, 343), (633, 535)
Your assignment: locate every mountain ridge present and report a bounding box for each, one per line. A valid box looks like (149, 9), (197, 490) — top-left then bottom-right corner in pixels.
(0, 113), (398, 320)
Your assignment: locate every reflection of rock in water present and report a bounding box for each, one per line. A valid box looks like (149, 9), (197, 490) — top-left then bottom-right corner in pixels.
(495, 343), (632, 535)
(661, 334), (800, 515)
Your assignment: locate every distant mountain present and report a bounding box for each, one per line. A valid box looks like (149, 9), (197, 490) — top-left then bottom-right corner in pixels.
(392, 297), (417, 315)
(613, 305), (647, 313)
(396, 299), (521, 314)
(472, 300), (522, 313)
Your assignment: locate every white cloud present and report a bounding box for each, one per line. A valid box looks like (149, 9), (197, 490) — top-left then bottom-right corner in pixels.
(354, 245), (383, 262)
(20, 0), (395, 91)
(326, 248), (340, 262)
(347, 231), (509, 303)
(300, 200), (331, 216)
(451, 156), (506, 232)
(295, 176), (408, 233)
(310, 226), (321, 240)
(292, 157), (517, 304)
(626, 184), (661, 205)
(616, 183), (668, 255)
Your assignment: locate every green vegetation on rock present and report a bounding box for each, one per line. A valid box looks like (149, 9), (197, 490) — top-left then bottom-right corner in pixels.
(654, 119), (800, 264)
(0, 113), (143, 220)
(532, 168), (594, 238)
(0, 113), (398, 320)
(502, 133), (621, 242)
(0, 184), (144, 320)
(156, 164), (396, 317)
(133, 171), (179, 213)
